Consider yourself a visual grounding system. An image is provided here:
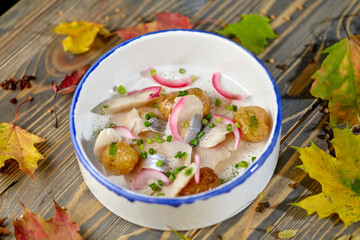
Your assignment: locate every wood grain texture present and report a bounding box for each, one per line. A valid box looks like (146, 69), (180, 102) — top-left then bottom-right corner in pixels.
(0, 0), (359, 239)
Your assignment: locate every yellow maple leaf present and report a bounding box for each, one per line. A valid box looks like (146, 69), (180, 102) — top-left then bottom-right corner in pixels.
(0, 123), (45, 176)
(293, 127), (360, 226)
(53, 21), (109, 54)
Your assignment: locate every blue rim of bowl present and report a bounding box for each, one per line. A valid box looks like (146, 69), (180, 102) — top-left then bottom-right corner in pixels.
(70, 29), (282, 207)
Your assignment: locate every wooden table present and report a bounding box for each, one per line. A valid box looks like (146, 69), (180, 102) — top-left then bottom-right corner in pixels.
(1, 0), (359, 239)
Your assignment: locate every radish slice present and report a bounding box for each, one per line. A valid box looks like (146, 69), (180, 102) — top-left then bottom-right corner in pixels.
(212, 72), (247, 100)
(127, 86), (161, 101)
(133, 169), (171, 190)
(112, 126), (137, 140)
(169, 96), (188, 142)
(194, 154), (201, 184)
(214, 114), (241, 149)
(149, 66), (193, 88)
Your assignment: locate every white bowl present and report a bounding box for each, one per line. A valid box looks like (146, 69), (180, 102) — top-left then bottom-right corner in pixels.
(70, 30), (282, 231)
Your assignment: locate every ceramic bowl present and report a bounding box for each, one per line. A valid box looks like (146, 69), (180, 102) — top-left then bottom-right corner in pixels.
(70, 30), (282, 231)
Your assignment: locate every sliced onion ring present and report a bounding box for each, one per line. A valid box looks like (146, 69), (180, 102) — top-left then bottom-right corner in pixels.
(149, 66), (193, 88)
(112, 126), (138, 140)
(169, 96), (188, 142)
(214, 114), (241, 150)
(133, 169), (171, 190)
(127, 86), (161, 101)
(212, 72), (247, 100)
(194, 154), (201, 184)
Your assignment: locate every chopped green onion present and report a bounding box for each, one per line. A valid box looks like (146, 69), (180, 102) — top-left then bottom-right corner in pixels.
(145, 113), (151, 120)
(156, 138), (165, 143)
(201, 119), (209, 125)
(161, 88), (165, 92)
(167, 172), (175, 182)
(178, 90), (188, 97)
(156, 160), (163, 167)
(233, 105), (238, 112)
(103, 104), (109, 109)
(149, 183), (160, 192)
(216, 117), (222, 123)
(137, 139), (143, 146)
(198, 131), (205, 139)
(138, 144), (144, 150)
(252, 156), (256, 162)
(154, 134), (161, 140)
(166, 135), (172, 142)
(132, 139), (137, 142)
(157, 193), (165, 196)
(109, 142), (117, 156)
(181, 121), (189, 128)
(190, 139), (199, 146)
(185, 168), (193, 176)
(235, 163), (239, 168)
(140, 151), (147, 159)
(227, 123), (233, 131)
(209, 123), (215, 128)
(152, 102), (159, 108)
(175, 151), (182, 158)
(149, 148), (155, 155)
(150, 69), (156, 76)
(179, 68), (186, 74)
(220, 179), (226, 184)
(173, 166), (186, 175)
(226, 106), (234, 111)
(158, 180), (163, 186)
(205, 113), (212, 120)
(183, 152), (188, 160)
(238, 161), (248, 168)
(118, 85), (126, 94)
(179, 152), (186, 158)
(147, 138), (154, 144)
(235, 122), (241, 128)
(215, 98), (221, 106)
(144, 121), (151, 127)
(191, 75), (196, 81)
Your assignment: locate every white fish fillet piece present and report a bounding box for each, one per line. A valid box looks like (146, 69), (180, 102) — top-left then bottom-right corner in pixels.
(123, 108), (145, 135)
(199, 121), (228, 148)
(163, 163), (197, 197)
(103, 91), (155, 114)
(194, 146), (231, 174)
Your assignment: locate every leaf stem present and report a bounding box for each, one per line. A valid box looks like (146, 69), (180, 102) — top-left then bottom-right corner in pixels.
(241, 193), (264, 240)
(342, 13), (359, 39)
(14, 96), (33, 126)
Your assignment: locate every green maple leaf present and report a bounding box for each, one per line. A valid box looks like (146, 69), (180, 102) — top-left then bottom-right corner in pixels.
(311, 35), (360, 126)
(293, 127), (360, 226)
(216, 14), (278, 54)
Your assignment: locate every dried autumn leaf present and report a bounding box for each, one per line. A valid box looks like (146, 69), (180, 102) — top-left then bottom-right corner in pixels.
(293, 127), (360, 226)
(51, 65), (88, 95)
(116, 12), (191, 40)
(277, 229), (298, 239)
(216, 14), (278, 54)
(53, 21), (109, 54)
(0, 217), (10, 236)
(14, 200), (83, 240)
(310, 35), (360, 126)
(0, 98), (44, 177)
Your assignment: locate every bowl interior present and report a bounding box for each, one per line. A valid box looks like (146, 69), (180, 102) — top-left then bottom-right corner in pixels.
(71, 30), (281, 204)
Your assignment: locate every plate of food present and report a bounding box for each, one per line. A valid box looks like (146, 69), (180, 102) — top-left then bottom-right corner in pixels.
(70, 29), (282, 230)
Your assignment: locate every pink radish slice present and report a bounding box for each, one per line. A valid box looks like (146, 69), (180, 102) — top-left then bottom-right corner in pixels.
(213, 114), (241, 149)
(169, 96), (188, 142)
(127, 86), (162, 101)
(133, 169), (171, 190)
(112, 126), (137, 140)
(194, 154), (201, 184)
(212, 72), (246, 100)
(149, 66), (192, 88)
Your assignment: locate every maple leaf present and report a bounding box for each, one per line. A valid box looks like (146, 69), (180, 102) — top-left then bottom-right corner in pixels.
(0, 97), (45, 176)
(216, 14), (278, 54)
(53, 21), (109, 54)
(0, 217), (11, 236)
(116, 12), (191, 40)
(13, 200), (83, 240)
(51, 65), (88, 95)
(293, 127), (360, 226)
(310, 35), (360, 126)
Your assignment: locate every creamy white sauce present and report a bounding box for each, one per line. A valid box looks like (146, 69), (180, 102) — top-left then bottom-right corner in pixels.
(92, 66), (268, 192)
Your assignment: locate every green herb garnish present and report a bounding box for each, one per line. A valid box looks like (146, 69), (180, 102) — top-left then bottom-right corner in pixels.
(185, 168), (193, 176)
(149, 183), (160, 192)
(109, 142), (117, 156)
(178, 90), (188, 97)
(166, 135), (172, 142)
(238, 161), (248, 168)
(118, 85), (126, 94)
(179, 68), (186, 74)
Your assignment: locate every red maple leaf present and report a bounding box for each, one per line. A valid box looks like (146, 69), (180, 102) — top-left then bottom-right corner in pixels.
(13, 200), (83, 240)
(51, 65), (88, 95)
(116, 12), (192, 40)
